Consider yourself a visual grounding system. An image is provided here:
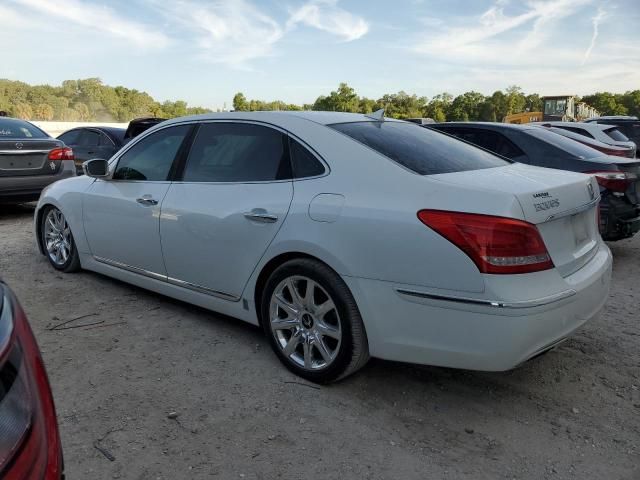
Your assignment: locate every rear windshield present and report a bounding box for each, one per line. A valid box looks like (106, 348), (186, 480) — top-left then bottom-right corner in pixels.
(0, 119), (48, 139)
(329, 121), (509, 175)
(603, 127), (629, 142)
(526, 127), (601, 159)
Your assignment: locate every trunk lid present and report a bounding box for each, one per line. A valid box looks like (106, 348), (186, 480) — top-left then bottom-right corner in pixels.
(0, 139), (63, 177)
(431, 163), (601, 277)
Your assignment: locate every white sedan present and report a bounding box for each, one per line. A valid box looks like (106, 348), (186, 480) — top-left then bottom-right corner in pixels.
(34, 112), (612, 383)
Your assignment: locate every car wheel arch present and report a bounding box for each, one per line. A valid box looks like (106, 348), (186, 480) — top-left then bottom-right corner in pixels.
(253, 252), (347, 328)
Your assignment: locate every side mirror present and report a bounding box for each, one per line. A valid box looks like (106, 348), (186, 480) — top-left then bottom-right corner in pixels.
(83, 159), (109, 178)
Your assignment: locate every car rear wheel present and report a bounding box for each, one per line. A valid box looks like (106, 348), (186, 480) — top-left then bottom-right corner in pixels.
(41, 206), (80, 272)
(261, 258), (369, 383)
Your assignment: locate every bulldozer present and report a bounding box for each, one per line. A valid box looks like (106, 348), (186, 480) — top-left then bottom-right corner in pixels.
(504, 95), (599, 124)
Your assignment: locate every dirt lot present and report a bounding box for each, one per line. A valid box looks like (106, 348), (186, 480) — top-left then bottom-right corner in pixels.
(1, 203), (638, 480)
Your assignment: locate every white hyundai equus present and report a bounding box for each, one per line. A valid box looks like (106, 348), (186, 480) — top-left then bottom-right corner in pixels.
(34, 111), (612, 383)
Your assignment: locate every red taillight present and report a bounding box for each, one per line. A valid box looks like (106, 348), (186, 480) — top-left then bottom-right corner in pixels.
(0, 288), (63, 480)
(586, 171), (636, 193)
(417, 210), (554, 274)
(47, 147), (74, 161)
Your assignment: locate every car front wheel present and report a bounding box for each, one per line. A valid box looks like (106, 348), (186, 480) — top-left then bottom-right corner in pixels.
(261, 258), (369, 383)
(41, 206), (81, 273)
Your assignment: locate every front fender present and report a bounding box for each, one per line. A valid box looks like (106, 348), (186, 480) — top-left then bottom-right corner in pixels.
(35, 176), (95, 256)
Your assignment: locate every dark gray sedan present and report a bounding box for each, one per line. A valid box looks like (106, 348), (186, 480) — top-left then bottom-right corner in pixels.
(0, 117), (75, 203)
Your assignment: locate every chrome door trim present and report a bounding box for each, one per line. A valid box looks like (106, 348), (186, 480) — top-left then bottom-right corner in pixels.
(94, 256), (166, 281)
(94, 256), (240, 301)
(545, 197), (599, 222)
(167, 277), (240, 301)
(396, 288), (576, 309)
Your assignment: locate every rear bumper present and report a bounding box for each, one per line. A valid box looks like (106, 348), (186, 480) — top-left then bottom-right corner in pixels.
(344, 243), (612, 371)
(0, 161), (75, 203)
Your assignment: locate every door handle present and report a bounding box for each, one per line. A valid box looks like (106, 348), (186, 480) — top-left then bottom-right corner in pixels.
(136, 197), (158, 206)
(243, 210), (278, 223)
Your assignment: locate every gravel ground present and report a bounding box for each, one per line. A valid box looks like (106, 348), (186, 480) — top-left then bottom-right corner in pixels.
(1, 203), (638, 480)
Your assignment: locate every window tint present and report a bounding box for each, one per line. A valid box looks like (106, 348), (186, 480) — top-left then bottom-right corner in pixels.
(442, 128), (526, 160)
(0, 119), (48, 139)
(526, 127), (601, 159)
(182, 123), (291, 182)
(558, 126), (594, 138)
(113, 125), (190, 181)
(603, 127), (629, 142)
(330, 122), (509, 175)
(289, 139), (325, 178)
(58, 130), (81, 145)
(99, 132), (115, 146)
(77, 129), (101, 147)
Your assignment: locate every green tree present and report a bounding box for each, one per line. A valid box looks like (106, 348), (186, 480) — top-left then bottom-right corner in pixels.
(620, 90), (640, 117)
(33, 103), (54, 120)
(580, 92), (628, 116)
(13, 102), (33, 119)
(233, 92), (249, 111)
(312, 83), (360, 112)
(525, 94), (542, 112)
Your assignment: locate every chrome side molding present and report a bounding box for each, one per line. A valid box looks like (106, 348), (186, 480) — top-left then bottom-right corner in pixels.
(396, 288), (577, 309)
(94, 256), (167, 281)
(167, 277), (239, 301)
(94, 256), (239, 301)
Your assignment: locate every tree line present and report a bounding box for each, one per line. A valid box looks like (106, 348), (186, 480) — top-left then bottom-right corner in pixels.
(0, 78), (211, 122)
(234, 83), (640, 121)
(1, 77), (638, 123)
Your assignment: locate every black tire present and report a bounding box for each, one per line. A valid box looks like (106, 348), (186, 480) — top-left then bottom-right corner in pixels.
(40, 205), (81, 273)
(261, 258), (369, 383)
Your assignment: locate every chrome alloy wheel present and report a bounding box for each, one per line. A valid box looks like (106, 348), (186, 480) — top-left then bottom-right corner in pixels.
(44, 209), (72, 266)
(269, 276), (342, 370)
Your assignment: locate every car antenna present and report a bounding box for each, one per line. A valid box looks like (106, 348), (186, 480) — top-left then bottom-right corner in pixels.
(365, 108), (385, 121)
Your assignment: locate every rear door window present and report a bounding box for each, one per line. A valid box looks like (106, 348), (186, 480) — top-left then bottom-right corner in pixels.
(99, 132), (115, 146)
(58, 130), (81, 145)
(182, 123), (291, 182)
(77, 130), (101, 147)
(603, 127), (630, 142)
(329, 121), (508, 175)
(526, 127), (601, 159)
(557, 126), (594, 138)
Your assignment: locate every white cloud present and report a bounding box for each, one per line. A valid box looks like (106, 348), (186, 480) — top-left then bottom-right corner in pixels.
(11, 0), (170, 48)
(582, 6), (607, 64)
(288, 0), (369, 42)
(153, 0), (284, 67)
(408, 0), (640, 96)
(416, 0), (591, 54)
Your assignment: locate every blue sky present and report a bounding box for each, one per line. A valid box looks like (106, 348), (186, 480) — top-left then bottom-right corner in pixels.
(2, 0), (639, 109)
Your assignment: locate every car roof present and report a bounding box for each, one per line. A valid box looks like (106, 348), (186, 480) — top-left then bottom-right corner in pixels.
(60, 126), (126, 142)
(160, 110), (404, 128)
(532, 121), (594, 128)
(431, 122), (527, 131)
